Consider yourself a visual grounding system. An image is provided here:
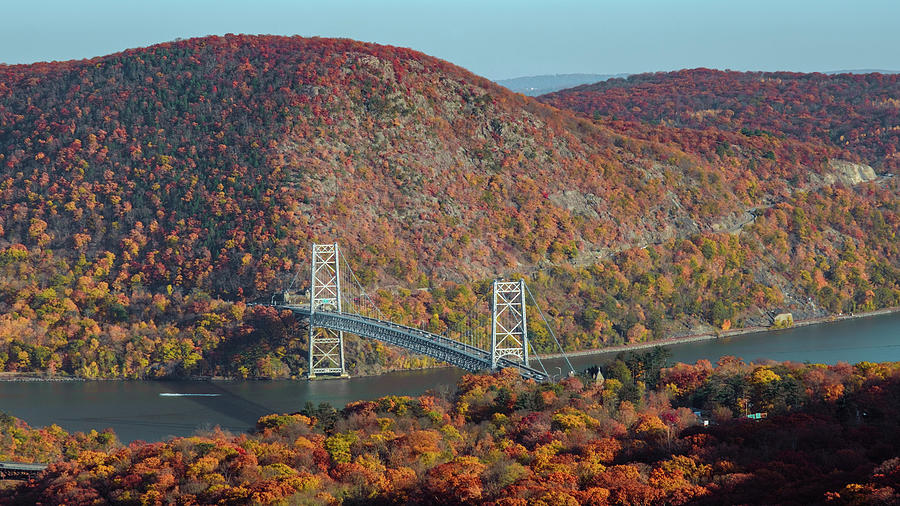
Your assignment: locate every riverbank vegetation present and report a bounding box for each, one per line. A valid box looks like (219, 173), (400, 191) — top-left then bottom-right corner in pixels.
(0, 175), (896, 379)
(3, 356), (900, 504)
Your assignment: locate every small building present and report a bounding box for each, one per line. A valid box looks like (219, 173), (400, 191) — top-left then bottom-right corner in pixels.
(282, 289), (309, 305)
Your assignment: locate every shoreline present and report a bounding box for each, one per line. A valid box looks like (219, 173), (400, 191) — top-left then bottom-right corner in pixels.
(1, 306), (897, 382)
(536, 305), (900, 360)
(0, 373), (86, 382)
(0, 364), (456, 383)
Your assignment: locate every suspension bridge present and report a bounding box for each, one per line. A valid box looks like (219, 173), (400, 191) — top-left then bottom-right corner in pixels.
(266, 243), (574, 382)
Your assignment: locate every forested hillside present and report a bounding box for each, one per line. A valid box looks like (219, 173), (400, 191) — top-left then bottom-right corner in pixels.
(4, 358), (900, 504)
(540, 68), (900, 172)
(0, 36), (898, 378)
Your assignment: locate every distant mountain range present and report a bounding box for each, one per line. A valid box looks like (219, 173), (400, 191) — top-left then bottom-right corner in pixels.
(495, 73), (629, 95)
(825, 69), (900, 75)
(539, 68), (900, 168)
(497, 70), (900, 97)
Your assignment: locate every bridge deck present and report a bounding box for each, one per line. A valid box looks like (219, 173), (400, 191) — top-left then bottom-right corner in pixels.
(0, 461), (47, 480)
(276, 305), (548, 382)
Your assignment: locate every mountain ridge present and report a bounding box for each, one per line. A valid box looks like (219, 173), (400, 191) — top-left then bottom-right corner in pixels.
(495, 73), (629, 96)
(539, 67), (900, 172)
(0, 36), (897, 379)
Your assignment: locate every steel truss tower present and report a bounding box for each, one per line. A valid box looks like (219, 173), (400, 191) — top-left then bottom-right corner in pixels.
(308, 243), (346, 378)
(491, 279), (528, 370)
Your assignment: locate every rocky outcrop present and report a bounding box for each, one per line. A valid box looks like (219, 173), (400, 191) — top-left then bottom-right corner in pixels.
(814, 159), (878, 186)
(548, 190), (601, 219)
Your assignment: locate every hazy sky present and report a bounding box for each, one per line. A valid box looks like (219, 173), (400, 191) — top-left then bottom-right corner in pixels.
(2, 0), (898, 79)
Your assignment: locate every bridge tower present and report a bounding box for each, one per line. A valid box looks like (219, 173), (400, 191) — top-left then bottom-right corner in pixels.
(308, 243), (347, 378)
(490, 280), (528, 370)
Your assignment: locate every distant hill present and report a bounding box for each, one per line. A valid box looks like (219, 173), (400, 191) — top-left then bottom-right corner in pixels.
(826, 69), (900, 75)
(0, 38), (897, 379)
(496, 73), (628, 95)
(540, 68), (900, 172)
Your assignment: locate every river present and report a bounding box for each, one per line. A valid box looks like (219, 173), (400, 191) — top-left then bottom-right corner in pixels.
(1, 311), (898, 443)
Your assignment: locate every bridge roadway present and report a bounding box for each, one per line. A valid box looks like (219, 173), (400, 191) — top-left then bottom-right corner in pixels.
(274, 305), (549, 382)
(0, 461), (47, 480)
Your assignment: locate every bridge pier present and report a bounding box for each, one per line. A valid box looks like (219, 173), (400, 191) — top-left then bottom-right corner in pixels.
(491, 279), (529, 370)
(308, 243), (347, 378)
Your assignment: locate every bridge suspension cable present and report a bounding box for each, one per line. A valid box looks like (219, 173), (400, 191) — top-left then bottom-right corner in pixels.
(526, 335), (550, 380)
(337, 248), (385, 321)
(524, 282), (575, 375)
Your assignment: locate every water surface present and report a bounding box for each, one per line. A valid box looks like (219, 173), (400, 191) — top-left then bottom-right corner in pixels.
(557, 310), (900, 372)
(0, 369), (464, 443)
(1, 311), (897, 442)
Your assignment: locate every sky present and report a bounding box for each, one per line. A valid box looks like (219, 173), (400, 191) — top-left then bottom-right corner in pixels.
(2, 0), (899, 79)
